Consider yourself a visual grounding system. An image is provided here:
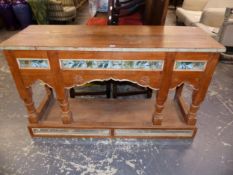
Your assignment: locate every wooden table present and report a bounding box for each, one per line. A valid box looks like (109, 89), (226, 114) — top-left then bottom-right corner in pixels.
(0, 25), (225, 138)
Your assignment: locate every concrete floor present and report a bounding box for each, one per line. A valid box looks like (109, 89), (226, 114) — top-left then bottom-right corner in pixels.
(0, 5), (233, 175)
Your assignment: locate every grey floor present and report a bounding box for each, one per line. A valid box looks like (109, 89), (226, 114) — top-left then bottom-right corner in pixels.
(0, 5), (233, 175)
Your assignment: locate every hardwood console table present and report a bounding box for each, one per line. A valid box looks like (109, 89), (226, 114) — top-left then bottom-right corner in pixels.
(0, 25), (225, 138)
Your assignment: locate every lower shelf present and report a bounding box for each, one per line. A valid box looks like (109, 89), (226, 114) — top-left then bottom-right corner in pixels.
(28, 98), (197, 138)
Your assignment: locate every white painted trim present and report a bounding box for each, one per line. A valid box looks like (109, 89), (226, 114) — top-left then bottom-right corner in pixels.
(1, 46), (226, 53)
(65, 77), (159, 91)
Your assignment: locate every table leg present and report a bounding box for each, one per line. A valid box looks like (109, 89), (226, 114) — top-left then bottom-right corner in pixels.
(153, 90), (168, 125)
(4, 51), (39, 123)
(48, 51), (73, 124)
(186, 54), (219, 125)
(185, 88), (198, 125)
(153, 54), (175, 125)
(23, 86), (38, 123)
(55, 88), (73, 124)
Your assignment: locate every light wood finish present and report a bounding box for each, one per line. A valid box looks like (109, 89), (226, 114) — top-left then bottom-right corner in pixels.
(153, 53), (175, 125)
(48, 51), (73, 124)
(28, 98), (197, 138)
(0, 25), (225, 52)
(0, 25), (224, 138)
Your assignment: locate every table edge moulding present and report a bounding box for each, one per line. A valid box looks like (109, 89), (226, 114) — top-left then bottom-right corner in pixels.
(0, 25), (225, 138)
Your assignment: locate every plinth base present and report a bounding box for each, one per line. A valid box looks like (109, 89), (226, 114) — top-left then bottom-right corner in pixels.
(28, 98), (197, 138)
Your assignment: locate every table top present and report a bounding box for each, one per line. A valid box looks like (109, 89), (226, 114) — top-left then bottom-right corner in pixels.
(0, 25), (225, 52)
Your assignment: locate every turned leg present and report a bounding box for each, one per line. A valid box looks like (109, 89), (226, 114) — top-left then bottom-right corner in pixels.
(174, 84), (199, 125)
(185, 55), (220, 125)
(56, 89), (73, 124)
(153, 90), (168, 125)
(47, 51), (73, 124)
(23, 87), (38, 123)
(153, 54), (175, 125)
(186, 88), (199, 125)
(3, 51), (39, 123)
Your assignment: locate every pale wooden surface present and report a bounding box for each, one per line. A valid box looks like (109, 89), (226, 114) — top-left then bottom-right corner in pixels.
(0, 25), (225, 52)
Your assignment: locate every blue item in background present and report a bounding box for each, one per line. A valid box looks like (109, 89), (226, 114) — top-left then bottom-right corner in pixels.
(0, 0), (20, 30)
(12, 0), (32, 29)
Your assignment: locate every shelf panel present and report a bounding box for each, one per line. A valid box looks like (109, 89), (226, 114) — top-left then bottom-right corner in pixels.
(29, 98), (196, 138)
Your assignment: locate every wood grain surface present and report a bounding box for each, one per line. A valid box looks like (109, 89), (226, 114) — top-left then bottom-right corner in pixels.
(0, 25), (225, 52)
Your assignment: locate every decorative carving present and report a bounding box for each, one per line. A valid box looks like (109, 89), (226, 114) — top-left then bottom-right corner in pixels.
(74, 75), (84, 84)
(140, 76), (150, 85)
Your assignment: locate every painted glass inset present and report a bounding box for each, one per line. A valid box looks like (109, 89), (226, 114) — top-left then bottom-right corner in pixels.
(60, 59), (164, 70)
(32, 128), (110, 136)
(114, 129), (194, 137)
(174, 61), (207, 71)
(17, 58), (49, 69)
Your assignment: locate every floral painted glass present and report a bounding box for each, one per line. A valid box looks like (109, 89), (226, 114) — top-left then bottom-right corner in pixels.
(17, 58), (50, 69)
(174, 61), (207, 71)
(60, 59), (164, 71)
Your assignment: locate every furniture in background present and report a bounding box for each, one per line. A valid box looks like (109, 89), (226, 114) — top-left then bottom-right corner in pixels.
(12, 0), (32, 29)
(169, 0), (184, 9)
(112, 82), (152, 98)
(143, 0), (169, 25)
(176, 0), (233, 27)
(0, 25), (225, 138)
(88, 0), (170, 25)
(176, 0), (208, 26)
(0, 0), (20, 30)
(28, 0), (48, 24)
(70, 81), (111, 98)
(218, 8), (233, 63)
(108, 0), (145, 25)
(194, 8), (226, 38)
(73, 0), (87, 9)
(176, 0), (233, 40)
(47, 0), (76, 23)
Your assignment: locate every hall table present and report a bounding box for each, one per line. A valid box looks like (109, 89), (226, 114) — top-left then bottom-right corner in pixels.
(0, 25), (225, 138)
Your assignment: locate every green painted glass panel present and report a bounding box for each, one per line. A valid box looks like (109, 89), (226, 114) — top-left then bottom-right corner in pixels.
(175, 61), (206, 71)
(61, 59), (164, 70)
(17, 59), (49, 69)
